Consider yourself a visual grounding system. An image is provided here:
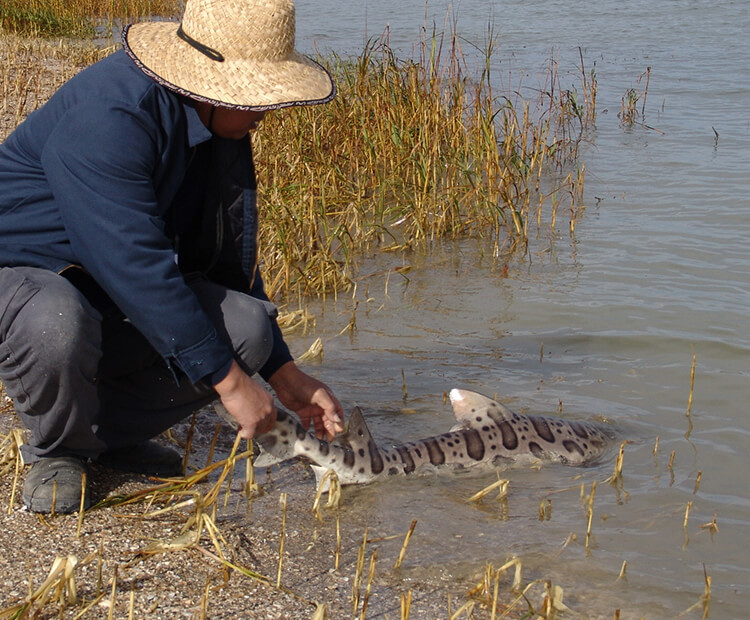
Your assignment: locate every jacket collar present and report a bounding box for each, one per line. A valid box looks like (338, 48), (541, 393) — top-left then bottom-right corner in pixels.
(184, 100), (213, 147)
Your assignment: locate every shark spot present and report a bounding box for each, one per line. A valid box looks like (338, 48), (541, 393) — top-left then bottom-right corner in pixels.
(280, 430), (288, 437)
(318, 441), (329, 456)
(396, 446), (415, 473)
(498, 420), (519, 450)
(343, 449), (355, 468)
(569, 422), (590, 439)
(531, 417), (555, 443)
(358, 467), (365, 474)
(263, 436), (278, 448)
(358, 448), (365, 457)
(369, 440), (384, 474)
(463, 428), (485, 461)
(563, 440), (585, 456)
(475, 416), (482, 422)
(490, 445), (496, 450)
(486, 405), (514, 443)
(482, 425), (490, 432)
(389, 467), (399, 475)
(295, 425), (308, 440)
(424, 438), (446, 466)
(528, 442), (544, 458)
(414, 449), (422, 459)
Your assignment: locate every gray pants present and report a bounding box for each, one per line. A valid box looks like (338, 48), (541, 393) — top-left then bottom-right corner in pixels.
(0, 266), (276, 463)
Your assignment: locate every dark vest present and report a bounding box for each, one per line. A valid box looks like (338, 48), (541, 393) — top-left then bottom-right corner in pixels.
(177, 136), (259, 293)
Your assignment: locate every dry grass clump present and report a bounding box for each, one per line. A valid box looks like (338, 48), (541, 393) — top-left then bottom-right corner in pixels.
(254, 31), (595, 301)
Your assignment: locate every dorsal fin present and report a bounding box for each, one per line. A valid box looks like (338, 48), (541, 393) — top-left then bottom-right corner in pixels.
(449, 388), (516, 424)
(343, 406), (374, 449)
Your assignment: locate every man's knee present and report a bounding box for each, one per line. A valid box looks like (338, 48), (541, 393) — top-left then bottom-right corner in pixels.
(225, 293), (274, 374)
(189, 278), (276, 376)
(1, 268), (102, 371)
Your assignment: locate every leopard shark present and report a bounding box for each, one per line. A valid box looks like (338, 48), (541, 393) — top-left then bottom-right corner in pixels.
(245, 388), (615, 487)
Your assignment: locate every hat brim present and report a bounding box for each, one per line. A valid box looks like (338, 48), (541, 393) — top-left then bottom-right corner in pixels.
(122, 22), (335, 111)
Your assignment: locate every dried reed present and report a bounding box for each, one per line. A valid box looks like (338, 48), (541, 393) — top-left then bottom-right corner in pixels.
(359, 547), (378, 620)
(0, 554), (93, 619)
(392, 519), (417, 570)
(277, 492), (288, 588)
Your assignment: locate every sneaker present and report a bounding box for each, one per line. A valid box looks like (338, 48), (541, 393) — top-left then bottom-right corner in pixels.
(96, 440), (183, 477)
(22, 456), (90, 514)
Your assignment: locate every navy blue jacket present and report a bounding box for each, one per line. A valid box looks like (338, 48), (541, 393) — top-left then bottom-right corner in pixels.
(0, 49), (291, 384)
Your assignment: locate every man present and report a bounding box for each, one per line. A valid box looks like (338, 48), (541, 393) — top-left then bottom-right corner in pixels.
(0, 0), (344, 514)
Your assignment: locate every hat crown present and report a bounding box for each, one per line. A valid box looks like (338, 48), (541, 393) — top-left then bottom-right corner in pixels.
(122, 0), (335, 110)
(182, 0), (295, 62)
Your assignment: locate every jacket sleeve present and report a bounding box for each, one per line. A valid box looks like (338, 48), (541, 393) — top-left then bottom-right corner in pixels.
(41, 99), (234, 384)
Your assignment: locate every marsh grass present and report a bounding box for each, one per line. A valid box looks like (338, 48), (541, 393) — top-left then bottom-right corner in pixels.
(253, 30), (595, 300)
(0, 0), (180, 37)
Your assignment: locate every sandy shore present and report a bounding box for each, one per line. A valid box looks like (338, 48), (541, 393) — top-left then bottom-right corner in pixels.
(0, 393), (526, 619)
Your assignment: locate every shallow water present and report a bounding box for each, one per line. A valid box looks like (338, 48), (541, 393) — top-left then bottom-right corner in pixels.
(255, 2), (750, 617)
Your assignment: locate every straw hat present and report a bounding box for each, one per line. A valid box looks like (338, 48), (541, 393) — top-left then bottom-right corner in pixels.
(122, 0), (335, 111)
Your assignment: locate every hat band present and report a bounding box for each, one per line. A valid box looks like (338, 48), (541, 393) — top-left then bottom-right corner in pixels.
(177, 24), (225, 62)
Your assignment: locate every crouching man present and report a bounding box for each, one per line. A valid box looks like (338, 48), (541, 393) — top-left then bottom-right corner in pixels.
(0, 0), (344, 513)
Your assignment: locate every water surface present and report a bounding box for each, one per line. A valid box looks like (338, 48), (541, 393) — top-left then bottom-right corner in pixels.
(255, 2), (750, 617)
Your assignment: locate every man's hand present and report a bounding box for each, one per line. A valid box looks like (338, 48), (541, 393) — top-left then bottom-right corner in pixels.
(213, 360), (276, 440)
(269, 361), (344, 440)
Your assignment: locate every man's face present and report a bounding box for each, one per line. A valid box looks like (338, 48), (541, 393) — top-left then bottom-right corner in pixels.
(195, 102), (267, 139)
(209, 108), (267, 139)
